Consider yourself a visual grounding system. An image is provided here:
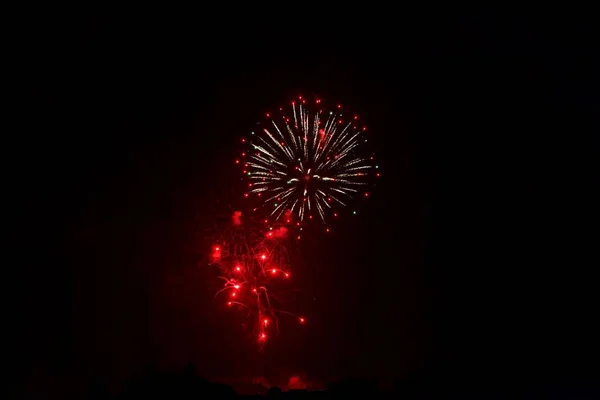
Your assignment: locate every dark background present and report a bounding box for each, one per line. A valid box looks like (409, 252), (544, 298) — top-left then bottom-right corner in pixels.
(12, 11), (598, 394)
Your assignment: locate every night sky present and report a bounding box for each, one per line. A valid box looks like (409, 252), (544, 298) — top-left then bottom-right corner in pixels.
(13, 12), (598, 392)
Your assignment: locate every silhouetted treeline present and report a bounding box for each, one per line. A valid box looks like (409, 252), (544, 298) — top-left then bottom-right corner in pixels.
(12, 363), (598, 399)
(119, 364), (235, 399)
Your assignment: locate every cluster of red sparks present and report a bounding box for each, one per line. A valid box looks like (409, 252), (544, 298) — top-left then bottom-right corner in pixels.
(209, 95), (378, 345)
(210, 211), (305, 344)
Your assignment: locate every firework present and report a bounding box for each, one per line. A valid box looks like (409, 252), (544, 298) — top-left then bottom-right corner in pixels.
(239, 95), (379, 230)
(209, 211), (305, 344)
(207, 95), (379, 345)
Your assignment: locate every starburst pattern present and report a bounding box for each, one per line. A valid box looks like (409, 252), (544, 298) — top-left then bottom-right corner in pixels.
(238, 95), (379, 227)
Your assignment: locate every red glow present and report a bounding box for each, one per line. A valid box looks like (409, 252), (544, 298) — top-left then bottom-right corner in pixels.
(212, 96), (378, 345)
(376, 173), (381, 177)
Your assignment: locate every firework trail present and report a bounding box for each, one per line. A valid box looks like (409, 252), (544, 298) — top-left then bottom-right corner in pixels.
(209, 211), (304, 344)
(237, 95), (380, 234)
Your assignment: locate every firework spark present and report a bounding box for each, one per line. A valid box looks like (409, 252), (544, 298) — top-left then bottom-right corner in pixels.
(209, 211), (305, 344)
(240, 95), (379, 229)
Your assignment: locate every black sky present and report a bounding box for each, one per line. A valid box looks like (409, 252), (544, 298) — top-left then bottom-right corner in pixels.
(13, 12), (599, 391)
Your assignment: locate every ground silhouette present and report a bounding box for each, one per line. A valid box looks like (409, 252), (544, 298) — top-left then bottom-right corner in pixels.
(4, 363), (584, 398)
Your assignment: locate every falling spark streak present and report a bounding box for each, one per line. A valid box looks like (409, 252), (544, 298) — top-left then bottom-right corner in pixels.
(315, 197), (326, 222)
